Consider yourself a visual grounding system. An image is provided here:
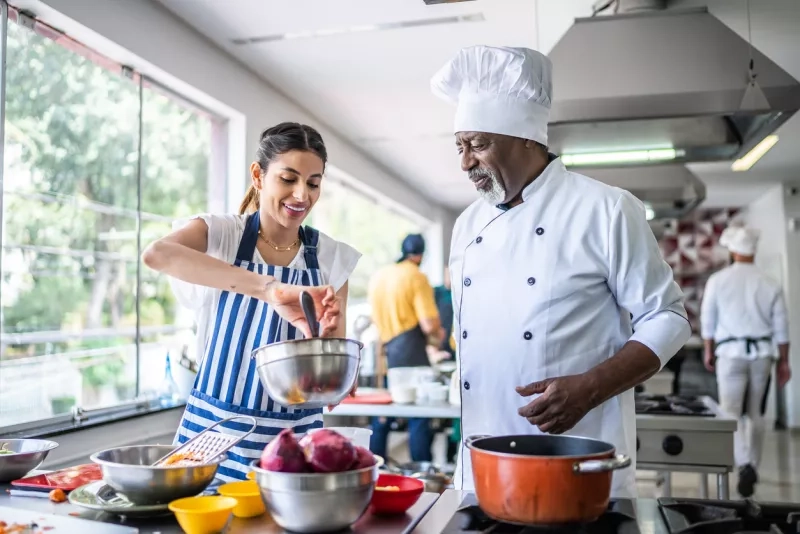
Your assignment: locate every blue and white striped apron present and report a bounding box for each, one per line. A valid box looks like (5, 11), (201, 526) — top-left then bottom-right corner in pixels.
(174, 212), (324, 482)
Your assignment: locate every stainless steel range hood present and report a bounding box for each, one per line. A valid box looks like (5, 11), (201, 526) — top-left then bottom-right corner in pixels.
(582, 164), (706, 222)
(547, 2), (800, 166)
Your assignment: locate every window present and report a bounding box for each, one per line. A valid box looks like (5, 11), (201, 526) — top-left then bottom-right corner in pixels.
(0, 6), (226, 430)
(306, 177), (428, 303)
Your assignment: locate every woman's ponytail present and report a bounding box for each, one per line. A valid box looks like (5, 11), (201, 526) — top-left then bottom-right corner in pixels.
(239, 184), (259, 215)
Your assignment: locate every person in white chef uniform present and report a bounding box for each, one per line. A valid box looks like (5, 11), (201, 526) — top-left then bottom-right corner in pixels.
(701, 224), (791, 498)
(430, 45), (692, 499)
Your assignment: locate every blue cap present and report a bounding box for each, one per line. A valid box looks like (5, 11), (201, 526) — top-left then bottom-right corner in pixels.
(398, 234), (425, 262)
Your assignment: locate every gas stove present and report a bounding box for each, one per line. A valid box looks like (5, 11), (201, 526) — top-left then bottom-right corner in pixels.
(437, 493), (642, 534)
(635, 394), (736, 487)
(635, 394), (714, 417)
(415, 491), (800, 534)
(658, 497), (800, 533)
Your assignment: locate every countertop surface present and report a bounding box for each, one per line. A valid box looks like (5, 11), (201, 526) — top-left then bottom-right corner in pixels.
(1, 487), (672, 534)
(0, 483), (439, 534)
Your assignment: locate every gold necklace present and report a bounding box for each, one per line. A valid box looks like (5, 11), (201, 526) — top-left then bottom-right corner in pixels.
(258, 230), (299, 251)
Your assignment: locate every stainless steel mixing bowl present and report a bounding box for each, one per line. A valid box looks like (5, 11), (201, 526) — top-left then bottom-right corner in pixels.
(250, 460), (378, 533)
(90, 445), (224, 505)
(251, 337), (362, 410)
(0, 439), (59, 483)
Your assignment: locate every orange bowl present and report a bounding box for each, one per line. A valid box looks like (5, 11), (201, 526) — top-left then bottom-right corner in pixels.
(370, 474), (424, 515)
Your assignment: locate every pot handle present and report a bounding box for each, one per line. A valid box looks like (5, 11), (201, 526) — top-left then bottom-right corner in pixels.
(573, 454), (631, 474)
(464, 434), (492, 448)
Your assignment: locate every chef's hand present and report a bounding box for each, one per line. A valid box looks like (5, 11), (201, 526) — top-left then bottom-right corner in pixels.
(777, 360), (791, 388)
(516, 375), (594, 435)
(703, 350), (715, 373)
(265, 282), (341, 338)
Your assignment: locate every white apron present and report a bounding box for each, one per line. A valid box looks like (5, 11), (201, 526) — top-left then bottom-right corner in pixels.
(449, 157), (691, 498)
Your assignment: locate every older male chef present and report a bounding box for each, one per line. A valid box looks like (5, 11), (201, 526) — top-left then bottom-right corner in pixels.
(701, 224), (791, 498)
(430, 45), (692, 499)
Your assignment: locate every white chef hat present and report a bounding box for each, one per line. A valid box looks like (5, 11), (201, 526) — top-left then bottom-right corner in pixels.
(430, 45), (552, 146)
(719, 225), (760, 256)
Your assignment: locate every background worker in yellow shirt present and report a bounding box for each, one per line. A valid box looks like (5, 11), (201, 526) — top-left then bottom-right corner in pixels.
(368, 234), (444, 462)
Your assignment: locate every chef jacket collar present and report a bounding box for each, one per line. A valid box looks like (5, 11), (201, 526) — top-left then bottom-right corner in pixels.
(496, 152), (562, 212)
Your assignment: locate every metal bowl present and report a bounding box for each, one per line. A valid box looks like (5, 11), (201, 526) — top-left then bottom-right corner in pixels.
(0, 439), (59, 483)
(250, 460), (378, 533)
(385, 461), (453, 494)
(251, 337), (362, 410)
(90, 445), (225, 505)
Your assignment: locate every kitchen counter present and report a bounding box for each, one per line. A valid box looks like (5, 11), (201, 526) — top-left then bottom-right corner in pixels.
(411, 490), (669, 533)
(0, 483), (439, 533)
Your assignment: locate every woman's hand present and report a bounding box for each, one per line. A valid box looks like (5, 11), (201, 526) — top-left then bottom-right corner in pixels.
(265, 281), (342, 338)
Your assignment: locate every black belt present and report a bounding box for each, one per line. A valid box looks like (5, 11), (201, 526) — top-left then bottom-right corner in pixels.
(716, 336), (772, 356)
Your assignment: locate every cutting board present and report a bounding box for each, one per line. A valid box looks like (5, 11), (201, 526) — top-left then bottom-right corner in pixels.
(0, 506), (137, 533)
(341, 392), (393, 405)
(12, 464), (103, 492)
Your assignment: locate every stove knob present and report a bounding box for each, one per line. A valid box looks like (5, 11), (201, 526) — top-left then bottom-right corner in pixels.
(662, 435), (683, 456)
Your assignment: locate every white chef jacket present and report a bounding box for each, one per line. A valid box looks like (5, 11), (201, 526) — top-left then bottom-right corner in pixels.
(700, 262), (789, 360)
(450, 157), (691, 499)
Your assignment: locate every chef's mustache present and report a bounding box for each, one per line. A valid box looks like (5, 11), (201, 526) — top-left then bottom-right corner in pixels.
(468, 168), (496, 182)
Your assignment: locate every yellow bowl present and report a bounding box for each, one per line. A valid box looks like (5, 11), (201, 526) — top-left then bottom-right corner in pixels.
(217, 480), (266, 518)
(246, 471), (255, 481)
(168, 496), (237, 534)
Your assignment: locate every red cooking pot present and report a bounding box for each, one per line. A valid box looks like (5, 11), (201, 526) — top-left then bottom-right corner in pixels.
(465, 434), (631, 525)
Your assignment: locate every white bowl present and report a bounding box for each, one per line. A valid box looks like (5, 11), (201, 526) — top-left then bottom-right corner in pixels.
(389, 386), (417, 404)
(426, 385), (449, 403)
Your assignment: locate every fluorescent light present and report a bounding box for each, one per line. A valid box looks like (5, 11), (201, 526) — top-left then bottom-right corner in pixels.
(231, 13), (485, 45)
(731, 135), (779, 172)
(561, 148), (683, 167)
(283, 31), (316, 40)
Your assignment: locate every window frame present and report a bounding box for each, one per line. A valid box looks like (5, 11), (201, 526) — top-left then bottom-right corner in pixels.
(0, 0), (228, 436)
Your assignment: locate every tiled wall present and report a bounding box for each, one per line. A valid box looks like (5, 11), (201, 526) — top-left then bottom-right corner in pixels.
(657, 208), (741, 334)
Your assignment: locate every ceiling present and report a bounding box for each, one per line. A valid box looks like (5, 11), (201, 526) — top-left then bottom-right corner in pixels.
(155, 0), (800, 211)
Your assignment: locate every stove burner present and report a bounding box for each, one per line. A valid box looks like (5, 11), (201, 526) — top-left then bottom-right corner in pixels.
(635, 394), (714, 417)
(658, 497), (800, 533)
(442, 495), (640, 533)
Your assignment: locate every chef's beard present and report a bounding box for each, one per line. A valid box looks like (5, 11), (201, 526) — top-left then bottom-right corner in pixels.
(469, 168), (506, 205)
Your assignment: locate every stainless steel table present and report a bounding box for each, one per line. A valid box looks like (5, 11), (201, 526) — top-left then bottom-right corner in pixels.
(0, 482), (439, 533)
(325, 401), (460, 419)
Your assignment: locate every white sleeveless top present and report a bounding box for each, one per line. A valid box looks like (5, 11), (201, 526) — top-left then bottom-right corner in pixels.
(168, 213), (362, 362)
